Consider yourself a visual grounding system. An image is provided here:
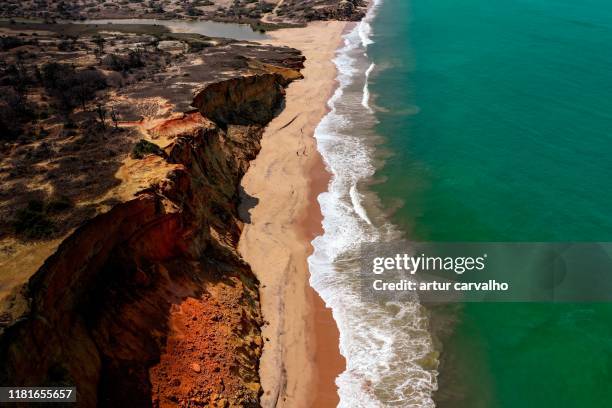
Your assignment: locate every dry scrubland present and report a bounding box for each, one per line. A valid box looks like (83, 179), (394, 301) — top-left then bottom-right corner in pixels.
(0, 1), (359, 405)
(0, 21), (307, 406)
(0, 0), (366, 25)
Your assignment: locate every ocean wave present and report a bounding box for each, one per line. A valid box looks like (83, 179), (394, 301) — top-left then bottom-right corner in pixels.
(362, 63), (376, 112)
(309, 1), (439, 406)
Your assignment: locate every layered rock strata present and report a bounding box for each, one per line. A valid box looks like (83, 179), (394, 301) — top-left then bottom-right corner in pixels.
(0, 29), (303, 407)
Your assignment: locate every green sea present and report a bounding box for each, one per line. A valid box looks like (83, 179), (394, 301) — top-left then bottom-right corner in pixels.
(368, 0), (612, 406)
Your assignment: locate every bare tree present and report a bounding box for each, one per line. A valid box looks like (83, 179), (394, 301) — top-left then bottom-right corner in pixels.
(92, 35), (106, 55)
(110, 107), (119, 129)
(95, 102), (107, 128)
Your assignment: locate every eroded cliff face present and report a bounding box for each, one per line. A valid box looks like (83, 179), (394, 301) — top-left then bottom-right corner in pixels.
(193, 74), (285, 127)
(0, 73), (296, 407)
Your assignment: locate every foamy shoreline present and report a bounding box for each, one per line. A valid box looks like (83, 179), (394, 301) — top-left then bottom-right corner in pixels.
(238, 21), (348, 407)
(309, 0), (439, 405)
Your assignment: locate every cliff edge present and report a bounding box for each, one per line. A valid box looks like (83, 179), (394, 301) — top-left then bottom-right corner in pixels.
(0, 26), (303, 407)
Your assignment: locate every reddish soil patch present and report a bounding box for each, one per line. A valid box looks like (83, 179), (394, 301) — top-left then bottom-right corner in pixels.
(150, 276), (262, 408)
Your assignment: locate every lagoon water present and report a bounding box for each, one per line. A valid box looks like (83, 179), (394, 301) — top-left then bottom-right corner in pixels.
(76, 18), (267, 40)
(365, 0), (612, 406)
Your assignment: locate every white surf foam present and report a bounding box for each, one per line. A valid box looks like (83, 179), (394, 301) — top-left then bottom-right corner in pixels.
(309, 1), (439, 406)
(362, 62), (376, 112)
(350, 184), (373, 225)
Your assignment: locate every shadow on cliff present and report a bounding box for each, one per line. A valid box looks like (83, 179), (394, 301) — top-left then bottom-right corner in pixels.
(238, 185), (259, 224)
(0, 219), (252, 407)
(91, 247), (249, 407)
(0, 58), (303, 407)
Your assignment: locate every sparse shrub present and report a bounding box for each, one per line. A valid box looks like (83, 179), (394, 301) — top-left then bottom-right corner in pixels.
(46, 195), (74, 213)
(73, 69), (107, 108)
(258, 1), (274, 13)
(131, 139), (164, 159)
(102, 49), (145, 73)
(41, 63), (107, 111)
(188, 41), (212, 52)
(13, 200), (56, 239)
(0, 36), (27, 51)
(0, 87), (34, 141)
(105, 71), (124, 88)
(186, 5), (203, 16)
(41, 62), (71, 87)
(56, 36), (78, 51)
(1, 62), (30, 88)
(91, 34), (106, 54)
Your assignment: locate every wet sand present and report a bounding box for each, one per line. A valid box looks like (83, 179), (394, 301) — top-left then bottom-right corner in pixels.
(238, 20), (348, 408)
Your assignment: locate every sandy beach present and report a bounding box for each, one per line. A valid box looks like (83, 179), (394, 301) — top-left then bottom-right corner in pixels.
(238, 21), (348, 408)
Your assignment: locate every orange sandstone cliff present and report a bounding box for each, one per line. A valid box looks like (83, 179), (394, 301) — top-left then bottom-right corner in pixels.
(0, 43), (303, 407)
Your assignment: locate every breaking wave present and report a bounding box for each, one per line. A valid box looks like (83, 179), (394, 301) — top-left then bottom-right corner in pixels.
(309, 1), (439, 406)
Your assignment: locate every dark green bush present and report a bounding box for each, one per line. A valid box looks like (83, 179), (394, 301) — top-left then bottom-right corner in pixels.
(102, 50), (145, 73)
(41, 63), (107, 111)
(131, 139), (164, 159)
(188, 41), (213, 52)
(13, 200), (56, 239)
(46, 195), (73, 213)
(0, 36), (28, 51)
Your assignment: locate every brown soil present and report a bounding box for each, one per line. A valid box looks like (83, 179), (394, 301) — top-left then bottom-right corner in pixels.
(150, 277), (262, 407)
(0, 24), (305, 407)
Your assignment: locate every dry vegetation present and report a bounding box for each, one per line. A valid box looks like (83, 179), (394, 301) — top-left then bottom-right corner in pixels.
(0, 25), (199, 241)
(0, 21), (304, 245)
(0, 0), (366, 24)
(0, 19), (307, 405)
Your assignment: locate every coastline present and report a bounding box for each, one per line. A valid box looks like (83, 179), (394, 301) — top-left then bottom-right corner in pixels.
(238, 21), (348, 407)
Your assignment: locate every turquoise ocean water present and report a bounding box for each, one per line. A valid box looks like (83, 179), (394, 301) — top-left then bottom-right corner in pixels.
(368, 0), (612, 406)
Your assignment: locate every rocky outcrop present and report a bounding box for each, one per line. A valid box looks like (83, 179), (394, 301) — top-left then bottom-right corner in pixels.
(275, 0), (367, 22)
(313, 0), (367, 21)
(193, 74), (285, 127)
(0, 68), (298, 407)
